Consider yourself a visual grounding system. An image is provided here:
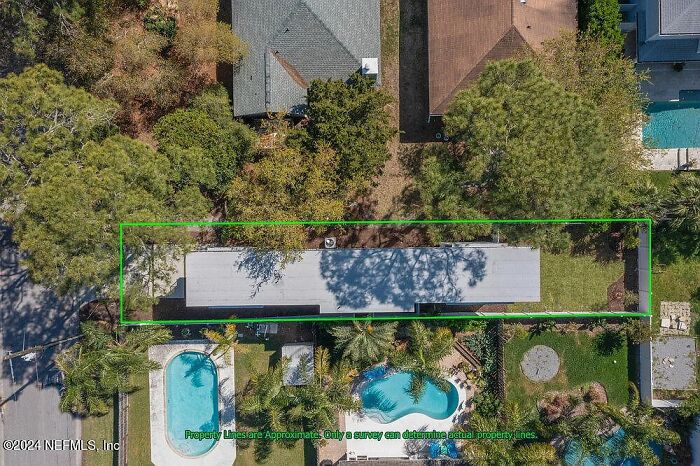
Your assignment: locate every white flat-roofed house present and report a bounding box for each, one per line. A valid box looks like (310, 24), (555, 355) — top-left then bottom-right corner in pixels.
(184, 244), (540, 316)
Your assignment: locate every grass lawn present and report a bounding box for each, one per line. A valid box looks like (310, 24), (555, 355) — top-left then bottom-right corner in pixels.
(649, 171), (674, 192)
(82, 406), (116, 466)
(509, 252), (623, 312)
(505, 330), (629, 411)
(127, 372), (153, 466)
(380, 0), (399, 70)
(653, 258), (700, 313)
(234, 340), (313, 466)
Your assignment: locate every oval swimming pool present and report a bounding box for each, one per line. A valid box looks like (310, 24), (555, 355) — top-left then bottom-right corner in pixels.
(360, 371), (458, 423)
(165, 351), (219, 456)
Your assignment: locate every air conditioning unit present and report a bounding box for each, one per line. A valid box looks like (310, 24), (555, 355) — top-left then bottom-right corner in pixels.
(324, 237), (337, 249)
(361, 58), (379, 76)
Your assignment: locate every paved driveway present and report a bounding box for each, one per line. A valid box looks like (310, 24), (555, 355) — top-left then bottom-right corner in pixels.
(0, 226), (83, 466)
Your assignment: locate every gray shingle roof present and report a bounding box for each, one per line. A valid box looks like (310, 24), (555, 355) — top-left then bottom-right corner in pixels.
(232, 0), (381, 117)
(660, 0), (700, 34)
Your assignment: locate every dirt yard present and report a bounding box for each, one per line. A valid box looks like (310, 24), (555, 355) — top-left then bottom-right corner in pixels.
(369, 0), (443, 219)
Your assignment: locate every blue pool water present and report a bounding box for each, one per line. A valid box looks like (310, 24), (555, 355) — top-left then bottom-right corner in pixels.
(643, 101), (700, 148)
(563, 428), (662, 466)
(362, 365), (388, 381)
(360, 371), (458, 423)
(166, 351), (219, 456)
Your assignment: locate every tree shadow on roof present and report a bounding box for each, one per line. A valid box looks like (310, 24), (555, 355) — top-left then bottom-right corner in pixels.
(319, 247), (487, 311)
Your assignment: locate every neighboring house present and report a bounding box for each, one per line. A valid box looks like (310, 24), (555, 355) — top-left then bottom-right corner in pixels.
(231, 0), (381, 117)
(427, 0), (576, 116)
(632, 0), (700, 62)
(183, 244), (541, 316)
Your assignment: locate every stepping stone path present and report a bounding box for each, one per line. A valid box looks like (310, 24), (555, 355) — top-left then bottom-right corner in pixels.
(521, 345), (560, 382)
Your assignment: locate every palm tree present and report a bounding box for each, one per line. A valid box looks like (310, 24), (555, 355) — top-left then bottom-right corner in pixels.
(460, 403), (557, 465)
(55, 323), (172, 416)
(55, 346), (109, 416)
(665, 173), (700, 232)
(201, 323), (248, 364)
(329, 320), (397, 366)
(238, 360), (294, 431)
(542, 401), (607, 463)
(594, 383), (680, 466)
(390, 321), (454, 400)
(289, 347), (360, 440)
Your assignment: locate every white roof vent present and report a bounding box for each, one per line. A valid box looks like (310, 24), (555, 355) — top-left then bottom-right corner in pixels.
(361, 58), (379, 75)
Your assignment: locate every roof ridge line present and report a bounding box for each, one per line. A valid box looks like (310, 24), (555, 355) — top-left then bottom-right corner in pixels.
(432, 26), (520, 114)
(300, 0), (362, 64)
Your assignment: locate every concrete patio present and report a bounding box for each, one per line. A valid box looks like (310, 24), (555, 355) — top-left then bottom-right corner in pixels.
(639, 62), (700, 102)
(652, 336), (697, 391)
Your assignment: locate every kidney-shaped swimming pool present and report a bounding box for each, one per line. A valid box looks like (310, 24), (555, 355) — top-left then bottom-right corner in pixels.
(165, 351), (219, 456)
(360, 371), (458, 423)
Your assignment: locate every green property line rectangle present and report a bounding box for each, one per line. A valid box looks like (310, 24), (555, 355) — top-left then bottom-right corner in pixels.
(118, 218), (653, 325)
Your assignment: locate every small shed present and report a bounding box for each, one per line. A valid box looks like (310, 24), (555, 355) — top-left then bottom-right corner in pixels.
(282, 343), (314, 386)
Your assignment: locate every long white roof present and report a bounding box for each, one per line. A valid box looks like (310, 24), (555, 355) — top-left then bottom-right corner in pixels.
(185, 245), (540, 313)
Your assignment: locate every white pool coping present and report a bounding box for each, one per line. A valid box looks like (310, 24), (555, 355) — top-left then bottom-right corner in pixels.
(344, 375), (468, 460)
(148, 341), (236, 466)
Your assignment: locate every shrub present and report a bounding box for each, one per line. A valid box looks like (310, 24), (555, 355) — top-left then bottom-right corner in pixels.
(144, 7), (177, 40)
(579, 0), (625, 50)
(624, 319), (657, 344)
(594, 329), (625, 356)
(464, 331), (496, 375)
(473, 392), (502, 417)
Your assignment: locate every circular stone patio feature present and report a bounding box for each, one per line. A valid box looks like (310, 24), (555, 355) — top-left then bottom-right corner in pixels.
(520, 345), (560, 382)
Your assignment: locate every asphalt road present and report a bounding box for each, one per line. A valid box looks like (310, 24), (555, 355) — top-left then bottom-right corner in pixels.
(0, 226), (83, 466)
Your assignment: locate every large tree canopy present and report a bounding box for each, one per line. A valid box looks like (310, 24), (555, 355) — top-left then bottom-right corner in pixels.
(225, 138), (345, 251)
(154, 85), (256, 197)
(531, 33), (648, 180)
(303, 74), (395, 190)
(415, 57), (643, 246)
(0, 64), (118, 198)
(1, 0), (247, 131)
(443, 59), (617, 219)
(0, 65), (209, 293)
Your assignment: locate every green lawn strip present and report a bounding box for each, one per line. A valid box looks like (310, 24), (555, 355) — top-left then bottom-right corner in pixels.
(505, 331), (628, 411)
(234, 340), (308, 466)
(509, 252), (623, 312)
(380, 0), (399, 70)
(127, 372), (152, 466)
(652, 258), (700, 314)
(81, 406), (116, 466)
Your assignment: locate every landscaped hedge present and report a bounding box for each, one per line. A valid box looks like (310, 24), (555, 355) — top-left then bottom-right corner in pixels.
(578, 0), (625, 50)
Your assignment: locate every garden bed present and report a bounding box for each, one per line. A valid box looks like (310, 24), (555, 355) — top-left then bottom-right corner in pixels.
(504, 329), (629, 410)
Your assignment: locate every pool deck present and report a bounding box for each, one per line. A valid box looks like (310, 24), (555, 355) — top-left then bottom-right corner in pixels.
(148, 341), (236, 466)
(638, 62), (700, 102)
(637, 62), (700, 169)
(648, 147), (700, 170)
(344, 375), (469, 460)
